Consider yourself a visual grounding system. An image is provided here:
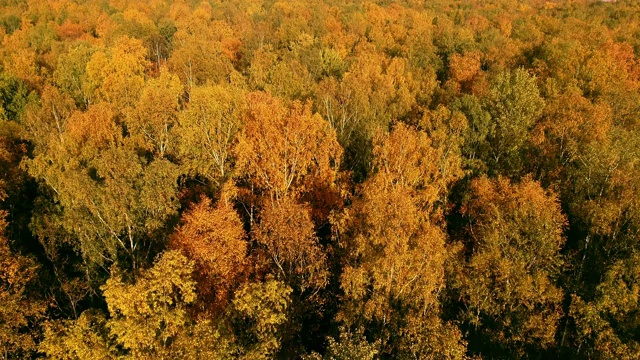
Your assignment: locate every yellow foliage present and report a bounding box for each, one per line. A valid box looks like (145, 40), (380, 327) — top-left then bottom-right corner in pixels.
(177, 84), (246, 181)
(460, 176), (566, 352)
(102, 250), (197, 357)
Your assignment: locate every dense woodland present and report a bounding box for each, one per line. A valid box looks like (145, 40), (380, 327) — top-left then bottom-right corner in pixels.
(0, 0), (640, 358)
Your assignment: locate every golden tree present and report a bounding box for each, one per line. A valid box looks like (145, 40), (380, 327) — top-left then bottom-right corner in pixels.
(458, 176), (566, 355)
(336, 123), (465, 357)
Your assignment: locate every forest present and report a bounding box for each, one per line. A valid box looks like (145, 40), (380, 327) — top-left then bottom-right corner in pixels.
(0, 0), (639, 358)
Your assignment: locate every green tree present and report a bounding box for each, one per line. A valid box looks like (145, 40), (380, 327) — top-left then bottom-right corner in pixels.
(0, 73), (31, 122)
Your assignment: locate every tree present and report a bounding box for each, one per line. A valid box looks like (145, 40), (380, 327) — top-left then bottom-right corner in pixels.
(0, 20), (44, 90)
(102, 250), (197, 358)
(253, 197), (328, 292)
(570, 252), (640, 360)
(457, 176), (566, 357)
(85, 36), (147, 111)
(22, 85), (75, 152)
(233, 91), (343, 295)
(26, 100), (181, 271)
(235, 91), (342, 203)
(170, 194), (247, 312)
(168, 5), (236, 92)
(0, 225), (46, 359)
(304, 327), (380, 360)
(0, 73), (31, 122)
(314, 48), (419, 179)
(532, 86), (611, 185)
(41, 250), (235, 359)
(579, 40), (640, 98)
(554, 104), (640, 296)
(336, 123), (465, 357)
(485, 68), (544, 176)
(249, 46), (315, 101)
(128, 68), (182, 158)
(230, 279), (292, 360)
(0, 176), (45, 359)
(449, 94), (492, 173)
(53, 42), (96, 108)
(176, 84), (246, 182)
(39, 310), (114, 360)
(447, 51), (484, 94)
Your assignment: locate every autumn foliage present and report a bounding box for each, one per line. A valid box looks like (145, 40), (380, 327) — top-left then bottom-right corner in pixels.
(1, 0), (640, 359)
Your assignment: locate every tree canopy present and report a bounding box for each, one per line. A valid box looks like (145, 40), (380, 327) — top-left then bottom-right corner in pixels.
(1, 0), (640, 358)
